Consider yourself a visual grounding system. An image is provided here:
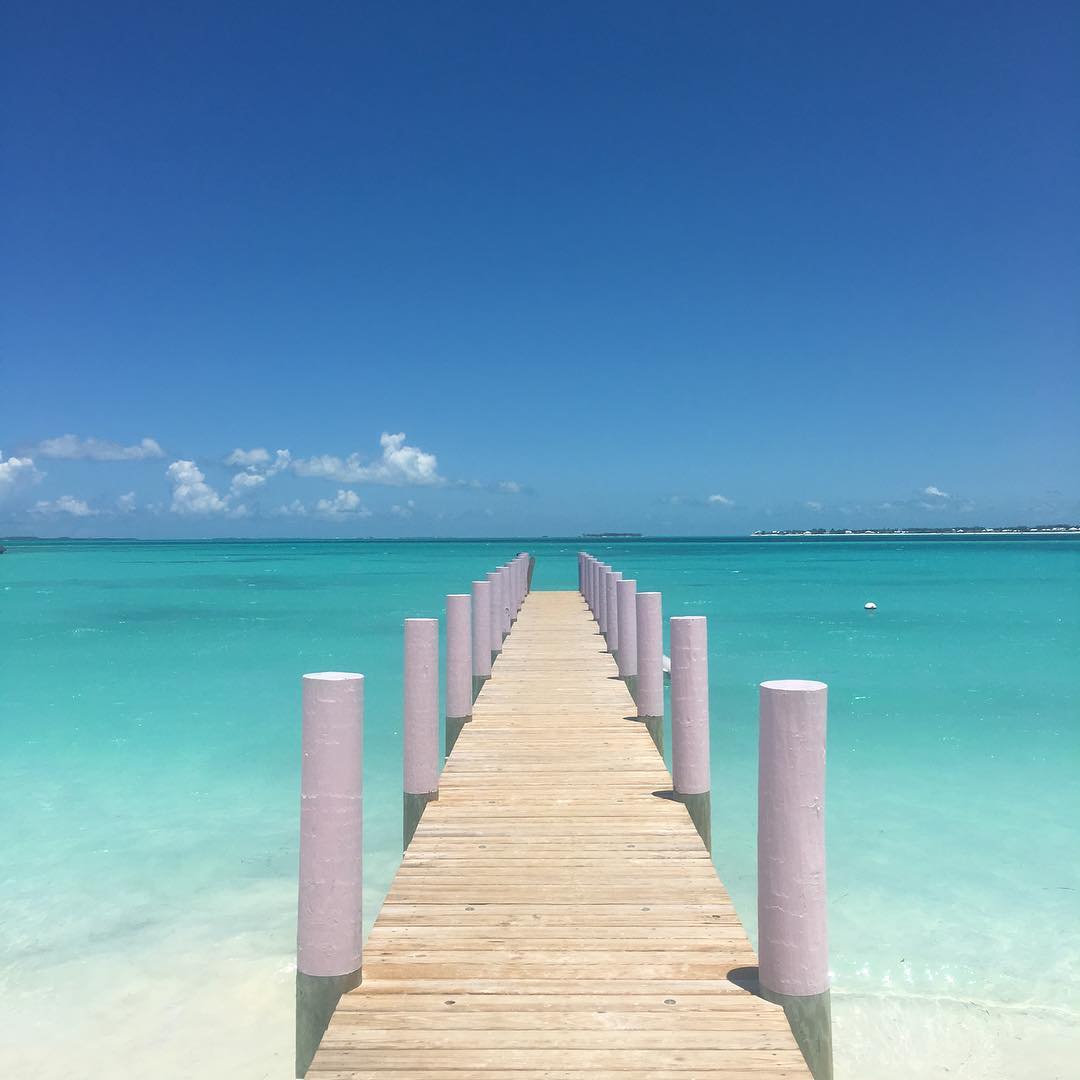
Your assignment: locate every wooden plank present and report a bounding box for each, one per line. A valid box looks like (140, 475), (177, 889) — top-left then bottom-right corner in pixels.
(309, 590), (811, 1078)
(368, 927), (750, 942)
(310, 1049), (807, 1069)
(332, 993), (782, 1012)
(325, 1009), (791, 1027)
(340, 978), (768, 995)
(318, 1030), (799, 1050)
(311, 1073), (810, 1080)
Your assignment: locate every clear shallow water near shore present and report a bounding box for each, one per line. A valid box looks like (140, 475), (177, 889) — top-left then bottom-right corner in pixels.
(1, 537), (1077, 1077)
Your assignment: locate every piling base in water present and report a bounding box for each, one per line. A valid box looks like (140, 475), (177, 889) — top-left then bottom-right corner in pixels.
(677, 789), (711, 853)
(296, 968), (360, 1077)
(641, 714), (663, 756)
(760, 985), (833, 1080)
(403, 790), (437, 850)
(472, 674), (488, 701)
(445, 714), (470, 756)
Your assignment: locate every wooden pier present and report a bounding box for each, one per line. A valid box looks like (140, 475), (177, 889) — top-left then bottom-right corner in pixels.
(306, 589), (813, 1078)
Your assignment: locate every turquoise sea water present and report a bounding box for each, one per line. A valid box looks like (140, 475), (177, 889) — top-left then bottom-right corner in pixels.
(1, 537), (1077, 1077)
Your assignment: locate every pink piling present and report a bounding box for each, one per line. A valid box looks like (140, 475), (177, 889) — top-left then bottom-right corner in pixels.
(471, 580), (492, 683)
(758, 679), (829, 996)
(616, 578), (638, 680)
(296, 671), (364, 1075)
(757, 679), (832, 1079)
(445, 595), (472, 755)
(486, 570), (502, 657)
(670, 616), (710, 851)
(605, 569), (622, 655)
(635, 592), (664, 753)
(498, 565), (511, 637)
(403, 618), (438, 849)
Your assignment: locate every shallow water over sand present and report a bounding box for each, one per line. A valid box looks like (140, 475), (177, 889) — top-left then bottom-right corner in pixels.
(2, 537), (1077, 1077)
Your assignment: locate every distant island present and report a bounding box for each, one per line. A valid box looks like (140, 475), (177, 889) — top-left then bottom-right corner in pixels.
(754, 525), (1080, 536)
(581, 532), (644, 539)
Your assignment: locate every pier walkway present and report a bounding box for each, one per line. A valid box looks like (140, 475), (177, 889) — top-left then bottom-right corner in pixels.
(307, 590), (812, 1078)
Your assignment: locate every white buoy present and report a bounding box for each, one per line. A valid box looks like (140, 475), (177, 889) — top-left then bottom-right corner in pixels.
(864, 601), (877, 611)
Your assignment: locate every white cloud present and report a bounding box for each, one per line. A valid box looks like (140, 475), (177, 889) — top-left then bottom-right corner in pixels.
(707, 494), (734, 507)
(915, 485), (974, 512)
(293, 454), (347, 479)
(166, 460), (228, 515)
(804, 500), (824, 512)
(315, 489), (371, 520)
(272, 499), (308, 518)
(368, 433), (440, 485)
(36, 435), (164, 461)
(272, 491), (371, 520)
(30, 494), (97, 517)
(230, 471), (267, 494)
(390, 499), (416, 518)
(225, 447), (271, 468)
(225, 447), (291, 474)
(117, 492), (137, 513)
(497, 480), (522, 494)
(293, 432), (441, 486)
(266, 450), (291, 476)
(884, 489), (975, 514)
(225, 448), (292, 498)
(0, 452), (43, 499)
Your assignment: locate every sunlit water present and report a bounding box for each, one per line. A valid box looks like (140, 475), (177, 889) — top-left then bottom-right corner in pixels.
(1, 537), (1077, 1077)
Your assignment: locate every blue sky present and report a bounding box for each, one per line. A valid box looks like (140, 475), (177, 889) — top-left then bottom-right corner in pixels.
(2, 1), (1077, 537)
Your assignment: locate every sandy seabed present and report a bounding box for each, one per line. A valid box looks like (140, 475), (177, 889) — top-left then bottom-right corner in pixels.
(5, 930), (1077, 1079)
